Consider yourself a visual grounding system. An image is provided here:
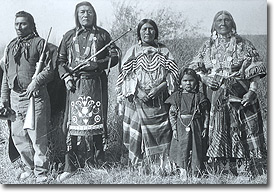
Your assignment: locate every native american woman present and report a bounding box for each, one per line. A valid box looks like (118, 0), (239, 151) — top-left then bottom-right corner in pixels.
(190, 10), (267, 175)
(116, 19), (178, 171)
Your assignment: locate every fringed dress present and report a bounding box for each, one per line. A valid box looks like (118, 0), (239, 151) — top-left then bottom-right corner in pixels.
(191, 34), (267, 161)
(116, 43), (178, 165)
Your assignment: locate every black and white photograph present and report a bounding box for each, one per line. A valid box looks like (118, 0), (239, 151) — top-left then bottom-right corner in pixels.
(0, 0), (269, 187)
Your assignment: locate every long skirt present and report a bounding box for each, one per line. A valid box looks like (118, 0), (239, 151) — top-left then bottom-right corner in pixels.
(63, 72), (108, 171)
(123, 96), (172, 166)
(207, 78), (266, 159)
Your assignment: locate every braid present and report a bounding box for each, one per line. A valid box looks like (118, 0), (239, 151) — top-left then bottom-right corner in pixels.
(33, 24), (39, 37)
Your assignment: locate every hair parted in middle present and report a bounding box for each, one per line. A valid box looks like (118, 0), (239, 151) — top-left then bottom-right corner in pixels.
(137, 19), (159, 42)
(179, 67), (199, 92)
(210, 10), (237, 34)
(74, 1), (97, 29)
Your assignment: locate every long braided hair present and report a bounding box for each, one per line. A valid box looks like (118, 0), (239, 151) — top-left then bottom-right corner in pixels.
(15, 11), (39, 37)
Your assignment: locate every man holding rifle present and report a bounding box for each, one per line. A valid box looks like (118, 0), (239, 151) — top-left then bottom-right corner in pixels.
(56, 1), (120, 182)
(0, 11), (53, 183)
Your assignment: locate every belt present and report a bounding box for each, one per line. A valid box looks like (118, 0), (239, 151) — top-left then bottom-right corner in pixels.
(77, 71), (103, 79)
(180, 114), (201, 119)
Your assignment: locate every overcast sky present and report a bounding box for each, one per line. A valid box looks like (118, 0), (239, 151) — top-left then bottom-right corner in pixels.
(0, 0), (267, 46)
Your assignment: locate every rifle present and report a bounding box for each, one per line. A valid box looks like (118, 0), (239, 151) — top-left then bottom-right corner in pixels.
(23, 27), (52, 130)
(61, 28), (132, 80)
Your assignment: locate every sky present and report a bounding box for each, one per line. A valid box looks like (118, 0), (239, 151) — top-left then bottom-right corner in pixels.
(0, 0), (267, 46)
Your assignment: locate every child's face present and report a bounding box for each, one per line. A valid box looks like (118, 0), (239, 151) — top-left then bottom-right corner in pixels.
(181, 74), (197, 92)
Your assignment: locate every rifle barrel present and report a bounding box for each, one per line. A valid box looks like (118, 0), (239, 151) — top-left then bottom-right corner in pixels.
(61, 28), (132, 79)
(72, 28), (132, 72)
(41, 27), (52, 58)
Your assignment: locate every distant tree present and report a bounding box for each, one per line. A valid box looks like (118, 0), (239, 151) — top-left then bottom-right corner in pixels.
(109, 0), (204, 69)
(148, 7), (202, 40)
(110, 0), (203, 55)
(109, 1), (140, 54)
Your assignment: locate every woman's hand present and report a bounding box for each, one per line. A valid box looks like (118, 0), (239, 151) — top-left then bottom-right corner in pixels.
(141, 95), (151, 103)
(241, 90), (256, 107)
(136, 88), (150, 102)
(147, 82), (166, 99)
(147, 87), (159, 99)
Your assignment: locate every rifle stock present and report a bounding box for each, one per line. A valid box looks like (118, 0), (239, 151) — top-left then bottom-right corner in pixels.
(23, 27), (52, 130)
(23, 96), (35, 130)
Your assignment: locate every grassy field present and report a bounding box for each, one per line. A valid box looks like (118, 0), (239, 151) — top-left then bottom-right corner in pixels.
(0, 35), (267, 184)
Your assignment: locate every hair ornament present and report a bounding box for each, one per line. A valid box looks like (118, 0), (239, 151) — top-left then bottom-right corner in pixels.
(212, 31), (217, 40)
(232, 28), (236, 35)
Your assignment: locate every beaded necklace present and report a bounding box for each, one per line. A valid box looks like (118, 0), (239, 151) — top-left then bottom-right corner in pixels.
(178, 92), (200, 132)
(73, 30), (97, 64)
(211, 34), (236, 77)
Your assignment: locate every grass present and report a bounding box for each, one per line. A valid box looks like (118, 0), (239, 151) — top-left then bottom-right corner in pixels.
(0, 35), (268, 184)
(0, 117), (268, 184)
(0, 111), (268, 185)
(0, 144), (268, 185)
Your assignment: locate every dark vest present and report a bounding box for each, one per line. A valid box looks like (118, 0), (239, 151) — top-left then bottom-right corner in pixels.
(6, 37), (43, 91)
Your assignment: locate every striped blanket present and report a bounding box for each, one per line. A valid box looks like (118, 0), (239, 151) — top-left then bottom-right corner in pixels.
(117, 44), (178, 165)
(123, 98), (172, 165)
(207, 78), (266, 159)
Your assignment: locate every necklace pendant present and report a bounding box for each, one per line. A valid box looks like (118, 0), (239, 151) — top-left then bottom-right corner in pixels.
(186, 126), (191, 132)
(212, 59), (217, 64)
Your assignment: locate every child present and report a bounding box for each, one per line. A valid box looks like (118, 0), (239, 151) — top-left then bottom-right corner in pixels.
(165, 68), (210, 181)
